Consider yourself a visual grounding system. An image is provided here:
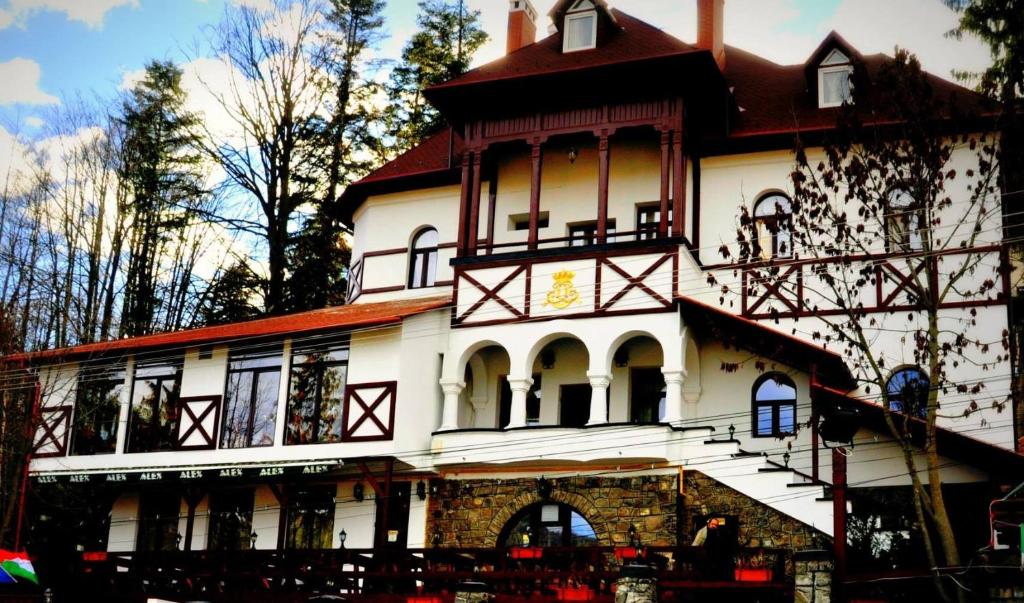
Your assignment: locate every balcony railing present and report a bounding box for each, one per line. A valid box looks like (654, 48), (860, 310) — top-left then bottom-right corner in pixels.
(63, 546), (790, 602)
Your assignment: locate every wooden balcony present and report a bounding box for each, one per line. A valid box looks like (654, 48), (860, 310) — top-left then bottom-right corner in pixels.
(57, 545), (792, 602)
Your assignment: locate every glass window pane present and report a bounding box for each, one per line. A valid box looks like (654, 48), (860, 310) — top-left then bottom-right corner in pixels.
(822, 69), (851, 104)
(756, 376), (796, 401)
(566, 14), (594, 49)
(756, 405), (773, 436)
(425, 250), (438, 286)
(413, 227), (438, 249)
(251, 370), (280, 446)
(318, 364), (346, 442)
(72, 375), (123, 455)
(208, 489), (255, 551)
(778, 403), (795, 434)
(222, 371), (255, 448)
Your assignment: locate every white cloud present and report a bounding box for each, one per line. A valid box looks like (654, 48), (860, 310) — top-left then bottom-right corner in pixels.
(24, 116), (44, 127)
(0, 0), (138, 29)
(0, 58), (59, 105)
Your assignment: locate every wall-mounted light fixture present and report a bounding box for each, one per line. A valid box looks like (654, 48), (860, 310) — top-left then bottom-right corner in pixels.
(613, 348), (630, 368)
(338, 528), (347, 549)
(568, 146), (578, 164)
(416, 480), (427, 501)
(537, 476), (553, 499)
(353, 482), (365, 502)
(431, 528), (444, 547)
(540, 349), (556, 370)
(249, 531), (258, 549)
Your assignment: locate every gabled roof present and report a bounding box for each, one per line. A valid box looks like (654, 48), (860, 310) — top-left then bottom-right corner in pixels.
(677, 295), (855, 390)
(548, 0), (615, 30)
(4, 295), (452, 363)
(427, 9), (699, 91)
(813, 382), (1024, 480)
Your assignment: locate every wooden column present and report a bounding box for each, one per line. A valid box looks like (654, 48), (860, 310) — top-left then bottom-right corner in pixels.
(831, 447), (848, 577)
(671, 129), (687, 238)
(659, 129), (671, 237)
(486, 165), (498, 255)
(467, 149), (483, 255)
(528, 140), (543, 250)
(597, 132), (610, 244)
(456, 151), (473, 256)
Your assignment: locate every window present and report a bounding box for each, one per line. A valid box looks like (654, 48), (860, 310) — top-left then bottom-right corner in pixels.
(886, 189), (924, 252)
(500, 502), (598, 548)
(221, 347), (281, 448)
(636, 204), (672, 240)
(137, 491), (181, 551)
(126, 359), (182, 453)
(630, 367), (666, 424)
(752, 373), (797, 437)
(509, 212), (550, 231)
(499, 374), (542, 427)
(284, 485), (335, 549)
(563, 1), (597, 52)
(409, 227), (438, 289)
(285, 337), (349, 445)
(559, 384), (592, 428)
(886, 367), (929, 419)
(568, 220), (616, 247)
(207, 488), (255, 551)
(71, 364), (125, 455)
(818, 49), (853, 108)
(752, 194), (793, 259)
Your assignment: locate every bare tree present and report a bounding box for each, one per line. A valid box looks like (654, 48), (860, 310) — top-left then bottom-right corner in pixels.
(714, 51), (1004, 601)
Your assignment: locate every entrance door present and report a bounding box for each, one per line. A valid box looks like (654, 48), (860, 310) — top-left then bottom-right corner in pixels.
(559, 384), (591, 427)
(375, 481), (411, 549)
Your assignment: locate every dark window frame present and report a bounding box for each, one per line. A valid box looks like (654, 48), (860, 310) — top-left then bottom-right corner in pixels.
(126, 360), (183, 453)
(221, 349), (282, 449)
(207, 488), (256, 551)
(885, 189), (926, 253)
(886, 366), (930, 419)
(136, 490), (182, 551)
(408, 227), (439, 289)
(71, 365), (125, 455)
(752, 194), (794, 259)
(568, 219), (617, 247)
(751, 372), (798, 438)
(283, 485), (336, 550)
(635, 203), (673, 241)
(285, 338), (350, 445)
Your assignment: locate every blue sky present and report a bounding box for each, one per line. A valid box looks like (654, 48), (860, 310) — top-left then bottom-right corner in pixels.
(0, 0), (993, 134)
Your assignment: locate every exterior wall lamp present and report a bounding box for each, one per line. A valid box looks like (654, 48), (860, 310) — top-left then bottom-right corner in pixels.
(540, 349), (556, 369)
(613, 349), (629, 367)
(568, 146), (578, 164)
(431, 528), (444, 547)
(416, 480), (427, 501)
(537, 476), (553, 499)
(353, 482), (365, 502)
(338, 528), (347, 549)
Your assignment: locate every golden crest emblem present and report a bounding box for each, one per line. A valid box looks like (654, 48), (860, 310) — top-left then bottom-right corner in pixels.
(544, 269), (580, 309)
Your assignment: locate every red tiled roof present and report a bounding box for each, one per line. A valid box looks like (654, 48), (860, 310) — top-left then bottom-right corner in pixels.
(724, 43), (991, 137)
(356, 128), (460, 185)
(429, 9), (699, 90)
(5, 295), (452, 362)
(677, 295), (855, 390)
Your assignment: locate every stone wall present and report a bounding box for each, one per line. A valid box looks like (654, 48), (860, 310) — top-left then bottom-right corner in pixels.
(426, 475), (678, 548)
(426, 471), (829, 558)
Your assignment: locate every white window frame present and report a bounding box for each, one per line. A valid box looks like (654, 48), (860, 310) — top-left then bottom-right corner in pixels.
(818, 65), (854, 108)
(563, 11), (598, 53)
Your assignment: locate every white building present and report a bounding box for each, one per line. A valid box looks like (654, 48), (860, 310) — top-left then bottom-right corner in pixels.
(14, 0), (1023, 599)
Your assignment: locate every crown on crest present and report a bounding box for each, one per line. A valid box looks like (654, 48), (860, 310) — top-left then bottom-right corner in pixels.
(552, 269), (575, 283)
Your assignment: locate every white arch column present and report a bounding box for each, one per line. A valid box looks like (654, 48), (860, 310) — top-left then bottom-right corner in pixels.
(506, 377), (534, 429)
(439, 378), (465, 431)
(586, 371), (611, 425)
(661, 368), (686, 424)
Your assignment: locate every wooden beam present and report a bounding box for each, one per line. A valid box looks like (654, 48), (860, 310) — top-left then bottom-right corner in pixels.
(597, 132), (610, 244)
(468, 150), (483, 255)
(832, 447), (848, 577)
(486, 164), (498, 255)
(528, 140), (543, 250)
(672, 129), (686, 238)
(456, 151), (473, 257)
(659, 129), (671, 237)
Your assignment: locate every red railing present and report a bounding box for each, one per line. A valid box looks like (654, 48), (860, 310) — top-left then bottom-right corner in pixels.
(62, 546), (790, 602)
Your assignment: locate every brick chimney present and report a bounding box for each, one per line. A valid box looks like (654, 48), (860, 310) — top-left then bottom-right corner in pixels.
(506, 0), (538, 54)
(697, 0), (726, 70)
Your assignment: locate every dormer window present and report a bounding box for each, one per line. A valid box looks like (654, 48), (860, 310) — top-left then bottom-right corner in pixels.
(563, 0), (597, 52)
(818, 48), (853, 108)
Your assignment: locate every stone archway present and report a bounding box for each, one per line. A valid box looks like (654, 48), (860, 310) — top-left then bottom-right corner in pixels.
(483, 489), (612, 548)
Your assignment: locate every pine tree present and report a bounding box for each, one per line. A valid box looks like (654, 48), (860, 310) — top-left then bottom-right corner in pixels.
(385, 0), (488, 151)
(199, 261), (264, 326)
(118, 60), (207, 337)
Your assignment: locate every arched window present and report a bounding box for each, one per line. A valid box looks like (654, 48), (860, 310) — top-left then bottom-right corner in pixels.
(752, 194), (793, 260)
(499, 502), (598, 548)
(886, 189), (924, 252)
(752, 373), (797, 437)
(886, 367), (929, 419)
(408, 227), (438, 289)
